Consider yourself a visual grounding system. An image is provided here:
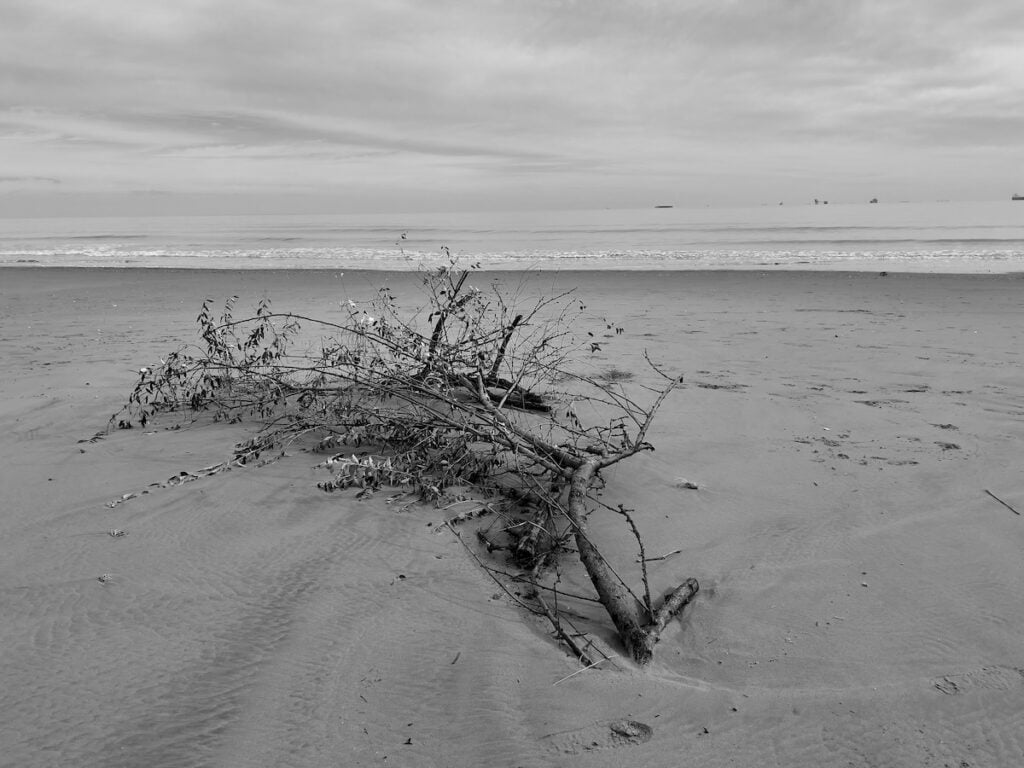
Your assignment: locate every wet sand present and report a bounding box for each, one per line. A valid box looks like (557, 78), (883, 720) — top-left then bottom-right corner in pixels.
(2, 266), (1023, 767)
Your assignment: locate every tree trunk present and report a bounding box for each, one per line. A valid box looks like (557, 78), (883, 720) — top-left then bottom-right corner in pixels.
(565, 460), (699, 665)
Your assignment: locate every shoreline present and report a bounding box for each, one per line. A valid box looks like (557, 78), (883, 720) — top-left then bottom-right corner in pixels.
(4, 263), (1024, 277)
(5, 261), (1024, 275)
(5, 199), (1024, 276)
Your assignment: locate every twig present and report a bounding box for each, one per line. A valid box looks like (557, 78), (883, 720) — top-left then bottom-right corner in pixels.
(446, 523), (543, 615)
(488, 313), (523, 381)
(617, 505), (653, 621)
(535, 593), (594, 666)
(425, 270), (469, 367)
(552, 655), (618, 686)
(638, 548), (682, 563)
(439, 501), (496, 530)
(108, 459), (238, 507)
(556, 611), (611, 664)
(985, 489), (1020, 516)
(512, 576), (602, 604)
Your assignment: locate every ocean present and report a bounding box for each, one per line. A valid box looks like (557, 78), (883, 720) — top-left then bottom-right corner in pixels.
(2, 200), (1023, 273)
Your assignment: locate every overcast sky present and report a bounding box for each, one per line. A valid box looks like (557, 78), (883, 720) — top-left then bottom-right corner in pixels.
(2, 0), (1023, 216)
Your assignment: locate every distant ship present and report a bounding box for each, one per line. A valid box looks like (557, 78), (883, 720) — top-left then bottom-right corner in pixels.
(1013, 194), (1024, 201)
(654, 204), (674, 209)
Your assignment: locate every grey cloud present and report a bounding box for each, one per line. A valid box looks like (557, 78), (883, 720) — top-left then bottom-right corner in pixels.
(112, 109), (558, 162)
(0, 175), (60, 184)
(2, 0), (1022, 209)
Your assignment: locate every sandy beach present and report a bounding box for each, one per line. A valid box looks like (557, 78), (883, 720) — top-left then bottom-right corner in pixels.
(2, 266), (1023, 767)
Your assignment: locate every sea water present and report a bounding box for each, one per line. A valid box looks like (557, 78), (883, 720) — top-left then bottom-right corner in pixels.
(1, 200), (1023, 273)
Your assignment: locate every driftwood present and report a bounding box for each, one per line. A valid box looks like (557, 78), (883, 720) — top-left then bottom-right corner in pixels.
(426, 275), (699, 661)
(564, 460), (699, 664)
(459, 366), (699, 664)
(114, 264), (698, 666)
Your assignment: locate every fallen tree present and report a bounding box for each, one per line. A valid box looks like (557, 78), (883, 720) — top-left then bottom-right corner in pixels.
(113, 262), (699, 665)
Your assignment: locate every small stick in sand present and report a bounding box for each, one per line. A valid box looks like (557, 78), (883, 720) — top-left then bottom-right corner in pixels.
(535, 593), (595, 666)
(638, 548), (682, 563)
(984, 489), (1020, 516)
(552, 655), (618, 686)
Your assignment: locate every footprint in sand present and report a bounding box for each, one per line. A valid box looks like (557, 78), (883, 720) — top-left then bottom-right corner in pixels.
(543, 719), (653, 755)
(931, 665), (1024, 695)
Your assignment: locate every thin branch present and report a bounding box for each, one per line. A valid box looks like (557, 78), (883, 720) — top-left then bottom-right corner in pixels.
(596, 375), (681, 470)
(984, 489), (1021, 515)
(488, 313), (523, 380)
(618, 505), (654, 621)
(535, 593), (594, 666)
(552, 655), (617, 686)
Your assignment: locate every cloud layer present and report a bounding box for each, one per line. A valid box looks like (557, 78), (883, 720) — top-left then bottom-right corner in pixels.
(2, 0), (1023, 214)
